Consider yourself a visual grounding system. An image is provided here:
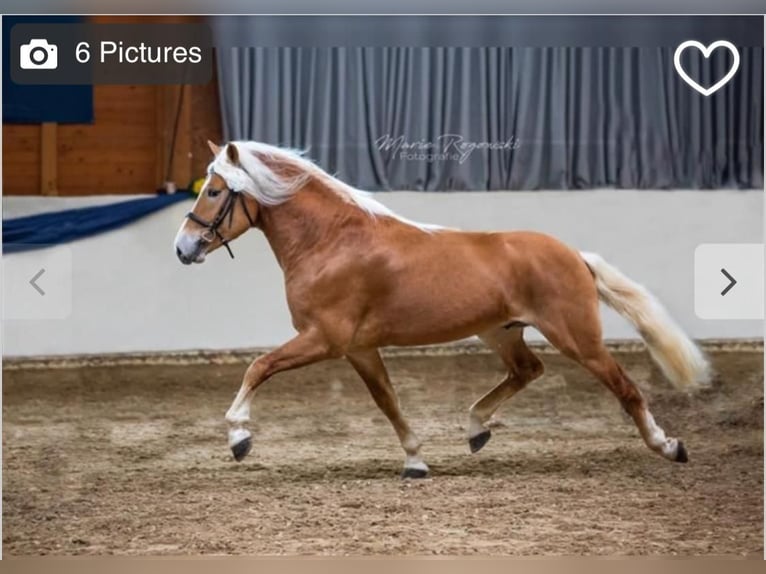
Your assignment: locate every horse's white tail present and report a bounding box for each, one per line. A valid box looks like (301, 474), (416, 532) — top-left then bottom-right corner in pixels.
(581, 252), (711, 390)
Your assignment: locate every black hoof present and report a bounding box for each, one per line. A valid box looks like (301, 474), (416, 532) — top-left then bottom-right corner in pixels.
(401, 467), (429, 480)
(231, 437), (252, 462)
(675, 441), (688, 463)
(469, 430), (492, 453)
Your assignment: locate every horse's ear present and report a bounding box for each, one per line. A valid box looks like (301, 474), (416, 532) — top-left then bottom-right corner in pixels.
(226, 143), (240, 165)
(207, 140), (222, 156)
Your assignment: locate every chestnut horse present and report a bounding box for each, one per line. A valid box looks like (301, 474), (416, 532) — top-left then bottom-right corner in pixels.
(174, 140), (710, 478)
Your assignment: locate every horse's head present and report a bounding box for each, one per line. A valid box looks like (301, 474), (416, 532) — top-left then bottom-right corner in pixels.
(174, 141), (259, 264)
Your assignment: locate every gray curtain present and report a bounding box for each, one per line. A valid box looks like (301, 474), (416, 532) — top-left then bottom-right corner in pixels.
(216, 46), (763, 191)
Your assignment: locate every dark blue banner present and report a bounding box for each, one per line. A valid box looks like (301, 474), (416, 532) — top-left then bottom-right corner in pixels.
(3, 192), (193, 253)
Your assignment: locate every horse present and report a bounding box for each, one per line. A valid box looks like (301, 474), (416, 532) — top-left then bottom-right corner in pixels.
(174, 140), (711, 478)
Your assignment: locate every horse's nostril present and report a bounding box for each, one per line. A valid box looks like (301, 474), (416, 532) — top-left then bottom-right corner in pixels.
(176, 245), (190, 264)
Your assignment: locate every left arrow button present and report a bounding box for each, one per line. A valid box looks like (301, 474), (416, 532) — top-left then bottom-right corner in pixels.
(29, 268), (46, 296)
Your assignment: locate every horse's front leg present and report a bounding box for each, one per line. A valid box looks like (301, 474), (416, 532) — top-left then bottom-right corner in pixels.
(225, 329), (334, 461)
(346, 349), (429, 479)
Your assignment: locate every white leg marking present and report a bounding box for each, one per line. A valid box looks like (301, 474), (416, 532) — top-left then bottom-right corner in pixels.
(225, 387), (253, 425)
(644, 411), (679, 460)
(404, 454), (429, 473)
(467, 413), (487, 439)
(226, 386), (255, 450)
(228, 426), (252, 448)
(401, 433), (428, 473)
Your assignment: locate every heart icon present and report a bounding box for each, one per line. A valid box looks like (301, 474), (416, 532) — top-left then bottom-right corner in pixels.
(673, 40), (740, 97)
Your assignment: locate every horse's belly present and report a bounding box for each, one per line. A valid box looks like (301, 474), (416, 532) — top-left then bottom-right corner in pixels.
(358, 271), (514, 347)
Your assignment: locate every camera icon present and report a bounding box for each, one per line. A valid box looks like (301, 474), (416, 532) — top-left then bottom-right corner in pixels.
(20, 39), (58, 70)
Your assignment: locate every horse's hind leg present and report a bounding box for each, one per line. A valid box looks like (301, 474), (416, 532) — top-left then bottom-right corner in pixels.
(468, 327), (544, 453)
(346, 349), (429, 479)
(534, 303), (688, 463)
(583, 350), (688, 462)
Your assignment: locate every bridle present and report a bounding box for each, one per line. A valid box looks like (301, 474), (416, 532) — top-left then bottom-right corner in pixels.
(185, 188), (257, 259)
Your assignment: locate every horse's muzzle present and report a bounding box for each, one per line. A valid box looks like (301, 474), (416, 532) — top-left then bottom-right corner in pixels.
(174, 229), (208, 265)
(176, 245), (193, 265)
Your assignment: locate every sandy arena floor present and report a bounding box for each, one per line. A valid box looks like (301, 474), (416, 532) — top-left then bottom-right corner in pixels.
(2, 348), (763, 556)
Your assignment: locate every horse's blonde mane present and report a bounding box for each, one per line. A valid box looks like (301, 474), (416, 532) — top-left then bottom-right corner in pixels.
(209, 141), (443, 233)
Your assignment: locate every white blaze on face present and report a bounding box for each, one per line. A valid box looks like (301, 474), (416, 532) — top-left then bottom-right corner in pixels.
(174, 175), (214, 264)
(173, 222), (207, 264)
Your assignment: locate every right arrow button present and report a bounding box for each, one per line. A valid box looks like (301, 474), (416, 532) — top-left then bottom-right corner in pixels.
(695, 243), (764, 320)
(720, 268), (737, 296)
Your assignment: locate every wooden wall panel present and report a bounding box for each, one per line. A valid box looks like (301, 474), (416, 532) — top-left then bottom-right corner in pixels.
(3, 15), (222, 197)
(3, 80), (221, 196)
(40, 123), (58, 195)
(56, 85), (157, 195)
(155, 85), (192, 190)
(3, 124), (41, 195)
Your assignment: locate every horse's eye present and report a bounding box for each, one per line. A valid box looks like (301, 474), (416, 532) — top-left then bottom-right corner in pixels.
(207, 188), (221, 198)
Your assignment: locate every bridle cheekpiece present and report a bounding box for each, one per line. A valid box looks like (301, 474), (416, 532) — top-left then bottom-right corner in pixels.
(185, 183), (257, 259)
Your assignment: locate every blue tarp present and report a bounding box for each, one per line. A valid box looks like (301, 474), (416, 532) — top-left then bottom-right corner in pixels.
(3, 192), (193, 253)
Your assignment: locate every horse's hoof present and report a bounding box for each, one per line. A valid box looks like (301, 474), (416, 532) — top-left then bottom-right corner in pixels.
(231, 436), (252, 462)
(469, 430), (491, 453)
(675, 441), (688, 463)
(401, 467), (429, 480)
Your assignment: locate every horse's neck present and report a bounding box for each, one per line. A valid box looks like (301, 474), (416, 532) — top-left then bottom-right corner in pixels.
(258, 185), (368, 271)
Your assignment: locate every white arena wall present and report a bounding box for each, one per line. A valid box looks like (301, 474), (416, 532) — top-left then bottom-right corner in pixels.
(2, 190), (763, 357)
